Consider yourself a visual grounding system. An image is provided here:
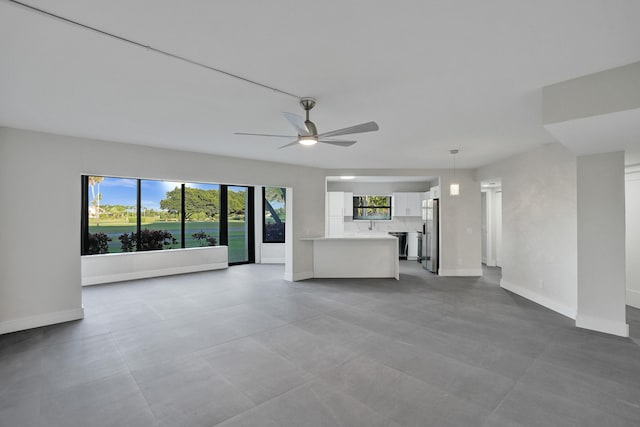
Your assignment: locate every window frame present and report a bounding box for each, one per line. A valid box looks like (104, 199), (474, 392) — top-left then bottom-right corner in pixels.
(262, 187), (286, 244)
(81, 175), (255, 262)
(352, 195), (393, 221)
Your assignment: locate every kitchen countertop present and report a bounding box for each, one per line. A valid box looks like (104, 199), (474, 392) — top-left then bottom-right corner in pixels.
(301, 234), (397, 240)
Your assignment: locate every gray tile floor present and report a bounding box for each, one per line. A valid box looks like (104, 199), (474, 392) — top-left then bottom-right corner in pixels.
(2, 261), (640, 427)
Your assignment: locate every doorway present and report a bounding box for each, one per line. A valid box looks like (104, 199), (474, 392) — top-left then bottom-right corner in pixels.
(219, 185), (255, 265)
(481, 179), (502, 275)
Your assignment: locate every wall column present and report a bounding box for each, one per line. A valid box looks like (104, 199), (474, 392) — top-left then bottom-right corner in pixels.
(576, 151), (628, 336)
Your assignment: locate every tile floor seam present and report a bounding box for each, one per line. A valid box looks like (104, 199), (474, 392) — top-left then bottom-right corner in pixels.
(484, 346), (542, 423)
(126, 364), (163, 425)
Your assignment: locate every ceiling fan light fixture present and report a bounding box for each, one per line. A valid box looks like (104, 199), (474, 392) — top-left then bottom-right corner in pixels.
(299, 136), (318, 146)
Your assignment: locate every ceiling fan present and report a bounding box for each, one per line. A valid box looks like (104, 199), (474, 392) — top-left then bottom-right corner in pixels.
(235, 98), (379, 148)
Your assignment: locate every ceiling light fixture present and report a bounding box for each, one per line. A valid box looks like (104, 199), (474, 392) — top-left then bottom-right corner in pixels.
(449, 149), (460, 196)
(298, 136), (318, 146)
(340, 176), (355, 180)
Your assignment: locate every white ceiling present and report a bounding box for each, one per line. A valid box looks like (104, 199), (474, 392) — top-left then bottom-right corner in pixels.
(545, 108), (640, 164)
(1, 0), (640, 169)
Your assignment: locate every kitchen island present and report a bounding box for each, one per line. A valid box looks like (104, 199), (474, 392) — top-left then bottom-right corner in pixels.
(301, 234), (399, 280)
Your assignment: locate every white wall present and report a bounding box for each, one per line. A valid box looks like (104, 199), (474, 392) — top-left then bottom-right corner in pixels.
(477, 143), (578, 318)
(543, 61), (640, 125)
(439, 171), (483, 276)
(495, 191), (502, 267)
(626, 166), (640, 309)
(0, 130), (85, 333)
(326, 181), (430, 193)
(0, 127), (325, 333)
(576, 152), (628, 337)
(481, 192), (487, 263)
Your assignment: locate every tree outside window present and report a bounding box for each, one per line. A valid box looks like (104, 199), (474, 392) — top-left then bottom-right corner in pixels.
(263, 187), (285, 243)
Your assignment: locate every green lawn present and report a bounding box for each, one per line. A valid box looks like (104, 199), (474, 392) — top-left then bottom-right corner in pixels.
(89, 220), (248, 262)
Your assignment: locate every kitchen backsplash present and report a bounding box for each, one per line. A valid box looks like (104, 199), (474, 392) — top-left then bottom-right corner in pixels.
(344, 216), (423, 233)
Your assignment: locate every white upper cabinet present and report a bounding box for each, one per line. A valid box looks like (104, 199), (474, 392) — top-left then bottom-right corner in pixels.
(392, 192), (422, 217)
(343, 192), (353, 217)
(392, 192), (406, 218)
(406, 193), (422, 216)
(328, 191), (344, 217)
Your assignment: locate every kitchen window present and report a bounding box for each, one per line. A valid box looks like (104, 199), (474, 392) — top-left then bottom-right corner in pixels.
(353, 195), (392, 220)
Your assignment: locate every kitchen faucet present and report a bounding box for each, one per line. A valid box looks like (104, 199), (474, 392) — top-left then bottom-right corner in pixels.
(368, 220), (375, 230)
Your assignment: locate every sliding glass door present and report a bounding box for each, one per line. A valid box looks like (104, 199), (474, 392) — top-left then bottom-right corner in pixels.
(219, 185), (255, 265)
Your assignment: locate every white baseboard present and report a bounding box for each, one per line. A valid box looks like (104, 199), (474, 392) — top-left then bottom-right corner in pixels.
(500, 279), (576, 319)
(627, 289), (640, 309)
(439, 268), (483, 277)
(261, 257), (285, 264)
(285, 271), (314, 282)
(0, 307), (84, 335)
(575, 313), (629, 337)
(82, 262), (228, 286)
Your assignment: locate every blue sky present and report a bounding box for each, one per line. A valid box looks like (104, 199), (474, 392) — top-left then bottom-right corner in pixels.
(89, 178), (227, 211)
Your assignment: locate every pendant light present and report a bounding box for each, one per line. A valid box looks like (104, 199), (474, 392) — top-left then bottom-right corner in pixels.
(449, 149), (460, 196)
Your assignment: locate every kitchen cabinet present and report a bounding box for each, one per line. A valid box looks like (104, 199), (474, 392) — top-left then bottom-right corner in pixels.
(344, 192), (353, 217)
(407, 231), (418, 259)
(328, 191), (345, 217)
(406, 193), (421, 216)
(392, 192), (422, 217)
(327, 191), (344, 235)
(431, 186), (441, 199)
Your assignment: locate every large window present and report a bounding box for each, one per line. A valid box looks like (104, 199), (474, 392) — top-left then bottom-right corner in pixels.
(353, 195), (392, 220)
(140, 179), (181, 250)
(184, 183), (220, 248)
(86, 176), (137, 254)
(82, 176), (253, 263)
(263, 187), (285, 243)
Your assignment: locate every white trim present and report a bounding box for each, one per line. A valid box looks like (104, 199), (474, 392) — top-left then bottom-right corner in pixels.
(485, 258), (497, 267)
(285, 271), (314, 282)
(626, 289), (640, 309)
(500, 279), (577, 319)
(82, 263), (228, 286)
(625, 164), (640, 176)
(575, 313), (629, 337)
(439, 268), (483, 276)
(0, 307), (84, 335)
(261, 257), (285, 264)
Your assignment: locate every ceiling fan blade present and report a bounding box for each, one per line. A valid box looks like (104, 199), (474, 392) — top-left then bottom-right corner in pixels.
(317, 121), (379, 139)
(278, 140), (300, 149)
(235, 132), (296, 138)
(319, 139), (357, 147)
(282, 112), (310, 136)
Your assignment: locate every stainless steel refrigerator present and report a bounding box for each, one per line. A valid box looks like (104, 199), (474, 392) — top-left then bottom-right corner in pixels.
(421, 198), (439, 273)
